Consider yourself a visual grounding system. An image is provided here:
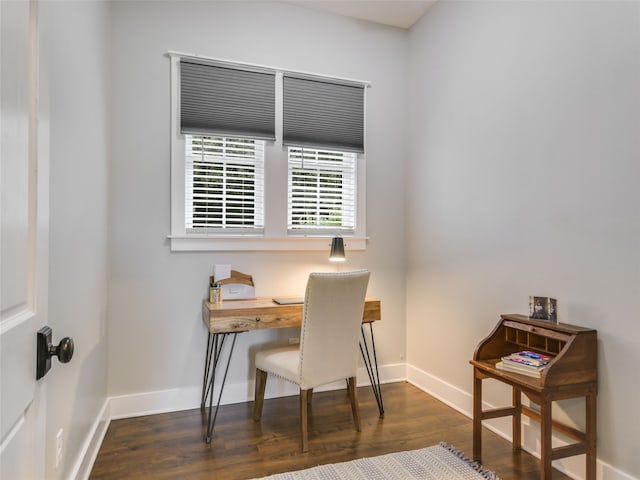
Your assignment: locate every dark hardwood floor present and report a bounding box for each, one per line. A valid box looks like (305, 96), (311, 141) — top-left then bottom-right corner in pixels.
(90, 382), (570, 479)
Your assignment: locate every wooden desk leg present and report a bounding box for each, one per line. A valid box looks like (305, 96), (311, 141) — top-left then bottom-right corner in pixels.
(540, 396), (553, 480)
(586, 390), (597, 480)
(512, 386), (521, 451)
(472, 369), (483, 461)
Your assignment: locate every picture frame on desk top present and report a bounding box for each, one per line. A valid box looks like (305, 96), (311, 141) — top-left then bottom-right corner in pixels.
(529, 296), (558, 323)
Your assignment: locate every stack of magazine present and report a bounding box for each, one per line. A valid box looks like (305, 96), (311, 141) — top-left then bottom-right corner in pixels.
(496, 350), (552, 378)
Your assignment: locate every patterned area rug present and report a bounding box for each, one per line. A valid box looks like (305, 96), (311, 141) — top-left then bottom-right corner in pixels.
(255, 442), (501, 480)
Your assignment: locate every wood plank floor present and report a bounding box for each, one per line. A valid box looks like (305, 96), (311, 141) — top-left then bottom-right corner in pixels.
(90, 382), (571, 479)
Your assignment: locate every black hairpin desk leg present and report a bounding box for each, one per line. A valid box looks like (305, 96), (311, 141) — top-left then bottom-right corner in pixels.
(201, 332), (238, 443)
(360, 323), (384, 417)
(201, 332), (214, 408)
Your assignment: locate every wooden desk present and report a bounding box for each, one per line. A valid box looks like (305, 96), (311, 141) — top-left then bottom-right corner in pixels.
(201, 297), (383, 443)
(470, 314), (597, 480)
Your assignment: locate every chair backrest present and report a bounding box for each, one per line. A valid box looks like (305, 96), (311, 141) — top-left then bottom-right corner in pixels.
(298, 270), (370, 390)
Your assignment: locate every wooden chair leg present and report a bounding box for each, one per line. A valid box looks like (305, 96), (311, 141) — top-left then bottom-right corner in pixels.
(300, 389), (310, 452)
(307, 388), (313, 405)
(347, 377), (361, 432)
(253, 368), (267, 422)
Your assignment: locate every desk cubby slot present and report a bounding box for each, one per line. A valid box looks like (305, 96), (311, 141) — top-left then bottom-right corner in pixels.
(546, 338), (564, 354)
(503, 323), (568, 356)
(529, 333), (546, 350)
(517, 330), (528, 345)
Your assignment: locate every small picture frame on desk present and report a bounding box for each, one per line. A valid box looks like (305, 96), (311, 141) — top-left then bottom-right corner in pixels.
(529, 296), (557, 323)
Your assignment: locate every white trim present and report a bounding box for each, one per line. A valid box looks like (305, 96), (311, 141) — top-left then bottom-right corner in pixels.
(169, 54), (185, 240)
(598, 464), (639, 480)
(406, 364), (474, 417)
(0, 307), (34, 335)
(168, 235), (368, 252)
(109, 386), (202, 420)
(69, 399), (111, 480)
(406, 364), (514, 441)
(107, 363), (403, 420)
(0, 415), (25, 455)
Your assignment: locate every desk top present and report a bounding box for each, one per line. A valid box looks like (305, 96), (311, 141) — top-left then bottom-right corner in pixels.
(202, 297), (381, 334)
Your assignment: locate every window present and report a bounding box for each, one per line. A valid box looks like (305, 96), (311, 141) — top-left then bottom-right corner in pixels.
(186, 135), (264, 233)
(169, 53), (368, 251)
(288, 147), (356, 234)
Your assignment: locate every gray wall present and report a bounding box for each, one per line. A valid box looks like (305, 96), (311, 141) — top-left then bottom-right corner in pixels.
(108, 1), (408, 398)
(43, 1), (110, 478)
(407, 1), (640, 478)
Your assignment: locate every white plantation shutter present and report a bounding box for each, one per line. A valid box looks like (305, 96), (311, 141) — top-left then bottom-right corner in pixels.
(185, 136), (264, 232)
(288, 147), (356, 233)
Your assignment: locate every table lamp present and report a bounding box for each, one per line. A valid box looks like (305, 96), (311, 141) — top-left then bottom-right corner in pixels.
(329, 237), (346, 262)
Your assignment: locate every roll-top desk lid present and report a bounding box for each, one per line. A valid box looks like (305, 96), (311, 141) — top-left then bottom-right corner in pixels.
(471, 314), (597, 389)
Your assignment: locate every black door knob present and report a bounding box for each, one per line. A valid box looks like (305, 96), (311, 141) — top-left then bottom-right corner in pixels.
(50, 337), (74, 363)
(36, 326), (75, 379)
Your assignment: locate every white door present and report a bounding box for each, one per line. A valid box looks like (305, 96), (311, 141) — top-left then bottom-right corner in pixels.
(1, 0), (48, 478)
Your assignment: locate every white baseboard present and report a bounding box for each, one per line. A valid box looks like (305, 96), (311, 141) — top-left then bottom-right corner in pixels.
(69, 398), (111, 480)
(109, 385), (203, 420)
(74, 362), (636, 480)
(109, 363), (407, 420)
(599, 463), (638, 480)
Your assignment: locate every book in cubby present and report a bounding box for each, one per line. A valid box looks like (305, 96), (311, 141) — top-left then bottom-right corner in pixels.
(504, 350), (551, 366)
(496, 360), (544, 378)
(496, 350), (553, 378)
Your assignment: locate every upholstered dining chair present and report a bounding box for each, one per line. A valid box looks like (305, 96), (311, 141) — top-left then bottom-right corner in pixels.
(253, 269), (371, 452)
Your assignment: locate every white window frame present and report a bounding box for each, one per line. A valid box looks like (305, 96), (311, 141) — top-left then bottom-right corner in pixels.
(168, 52), (367, 252)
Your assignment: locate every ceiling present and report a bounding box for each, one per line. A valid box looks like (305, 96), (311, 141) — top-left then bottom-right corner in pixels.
(285, 1), (437, 29)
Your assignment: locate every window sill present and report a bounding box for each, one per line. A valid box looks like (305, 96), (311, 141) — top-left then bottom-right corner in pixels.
(168, 235), (368, 252)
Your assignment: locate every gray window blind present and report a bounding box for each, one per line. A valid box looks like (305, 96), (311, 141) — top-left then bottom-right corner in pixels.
(180, 59), (276, 140)
(283, 74), (365, 153)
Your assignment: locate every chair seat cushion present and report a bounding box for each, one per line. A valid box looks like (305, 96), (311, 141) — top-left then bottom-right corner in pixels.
(255, 345), (300, 384)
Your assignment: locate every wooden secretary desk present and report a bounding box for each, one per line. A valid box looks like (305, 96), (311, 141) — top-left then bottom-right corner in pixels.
(470, 314), (597, 480)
